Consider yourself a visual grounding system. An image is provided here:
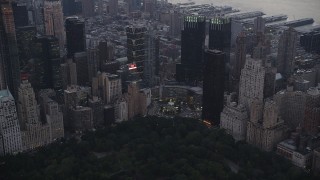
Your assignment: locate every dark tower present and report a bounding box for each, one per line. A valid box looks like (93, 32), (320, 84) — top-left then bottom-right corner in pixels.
(62, 0), (82, 16)
(126, 25), (147, 77)
(32, 36), (62, 91)
(0, 0), (21, 98)
(65, 17), (86, 58)
(176, 16), (206, 84)
(209, 17), (231, 91)
(202, 50), (225, 125)
(16, 26), (36, 69)
(12, 2), (29, 27)
(209, 17), (231, 52)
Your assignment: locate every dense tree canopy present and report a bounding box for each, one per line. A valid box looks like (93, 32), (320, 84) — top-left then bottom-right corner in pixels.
(0, 116), (317, 179)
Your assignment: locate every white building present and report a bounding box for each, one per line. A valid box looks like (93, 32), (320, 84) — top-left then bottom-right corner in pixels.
(0, 90), (22, 156)
(239, 57), (265, 111)
(44, 98), (64, 140)
(115, 97), (128, 123)
(98, 73), (122, 104)
(18, 80), (51, 150)
(220, 102), (248, 141)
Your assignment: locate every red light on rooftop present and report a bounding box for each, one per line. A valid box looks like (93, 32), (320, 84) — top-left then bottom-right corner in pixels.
(128, 63), (137, 70)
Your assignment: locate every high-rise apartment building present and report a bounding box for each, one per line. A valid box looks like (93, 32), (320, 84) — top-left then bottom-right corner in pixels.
(220, 103), (248, 141)
(202, 50), (225, 125)
(98, 73), (122, 104)
(18, 80), (51, 150)
(144, 31), (159, 87)
(274, 86), (306, 129)
(17, 80), (40, 130)
(62, 0), (82, 16)
(209, 17), (231, 90)
(32, 36), (62, 90)
(42, 96), (64, 140)
(303, 87), (320, 135)
(61, 59), (77, 89)
(66, 17), (86, 58)
(87, 47), (99, 81)
(176, 16), (206, 83)
(16, 26), (36, 69)
(126, 25), (147, 77)
(277, 27), (297, 78)
(209, 17), (231, 52)
(0, 89), (22, 155)
(88, 96), (104, 127)
(12, 2), (29, 27)
(115, 97), (128, 123)
(43, 0), (65, 52)
(71, 106), (93, 131)
(239, 57), (265, 111)
(264, 63), (277, 99)
(74, 52), (89, 86)
(246, 99), (288, 151)
(0, 1), (21, 98)
(232, 32), (246, 89)
(126, 82), (150, 119)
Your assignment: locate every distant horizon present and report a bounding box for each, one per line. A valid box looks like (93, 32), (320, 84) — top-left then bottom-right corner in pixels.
(169, 0), (320, 24)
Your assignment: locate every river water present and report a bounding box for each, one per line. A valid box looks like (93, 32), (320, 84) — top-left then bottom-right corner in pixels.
(169, 0), (320, 23)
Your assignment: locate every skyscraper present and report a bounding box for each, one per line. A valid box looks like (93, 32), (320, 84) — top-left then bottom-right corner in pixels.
(143, 31), (159, 87)
(12, 2), (29, 27)
(126, 25), (147, 77)
(16, 26), (36, 69)
(239, 57), (265, 111)
(277, 27), (297, 78)
(303, 87), (320, 135)
(43, 0), (65, 52)
(209, 17), (231, 52)
(176, 16), (206, 84)
(62, 0), (82, 16)
(61, 59), (77, 89)
(202, 50), (225, 125)
(41, 96), (64, 140)
(18, 80), (52, 150)
(32, 36), (62, 91)
(220, 103), (248, 141)
(66, 17), (86, 58)
(274, 86), (306, 129)
(246, 99), (287, 152)
(17, 80), (40, 130)
(209, 17), (231, 90)
(0, 89), (22, 155)
(74, 52), (89, 86)
(232, 32), (246, 89)
(0, 0), (21, 98)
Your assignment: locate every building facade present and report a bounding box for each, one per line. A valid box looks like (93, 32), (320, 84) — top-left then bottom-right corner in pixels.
(43, 0), (65, 52)
(0, 89), (22, 155)
(220, 103), (248, 141)
(202, 50), (225, 125)
(176, 16), (206, 84)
